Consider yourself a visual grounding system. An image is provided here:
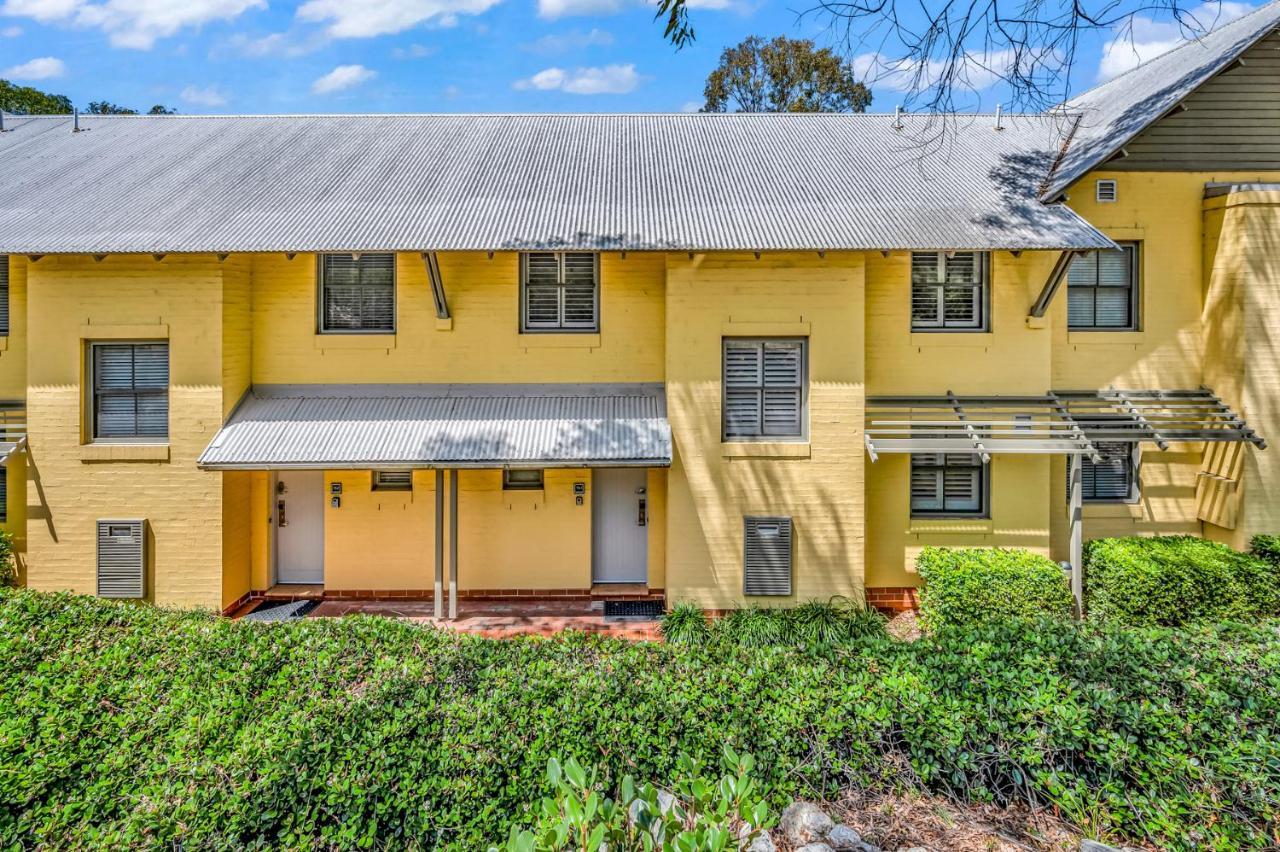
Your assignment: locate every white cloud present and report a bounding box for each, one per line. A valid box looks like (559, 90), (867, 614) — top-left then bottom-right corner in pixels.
(680, 99), (701, 113)
(296, 0), (499, 38)
(2, 56), (66, 79)
(311, 63), (376, 94)
(0, 0), (265, 49)
(1097, 1), (1255, 81)
(526, 26), (612, 52)
(392, 42), (436, 58)
(180, 84), (228, 106)
(1, 25), (23, 36)
(514, 62), (639, 94)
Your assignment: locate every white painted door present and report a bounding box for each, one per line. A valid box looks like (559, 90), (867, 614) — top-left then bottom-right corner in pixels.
(592, 468), (649, 584)
(275, 471), (325, 584)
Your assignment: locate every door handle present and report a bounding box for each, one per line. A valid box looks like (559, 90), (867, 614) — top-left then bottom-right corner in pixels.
(637, 497), (647, 527)
(277, 500), (288, 528)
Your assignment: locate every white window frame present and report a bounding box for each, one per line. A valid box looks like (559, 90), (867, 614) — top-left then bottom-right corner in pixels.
(317, 253), (397, 335)
(721, 338), (808, 442)
(503, 469), (545, 490)
(1067, 242), (1140, 332)
(910, 251), (990, 332)
(519, 252), (600, 333)
(909, 453), (989, 518)
(89, 341), (170, 443)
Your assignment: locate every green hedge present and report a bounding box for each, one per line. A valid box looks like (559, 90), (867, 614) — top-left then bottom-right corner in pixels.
(915, 546), (1075, 630)
(1084, 536), (1280, 626)
(2, 590), (1278, 848)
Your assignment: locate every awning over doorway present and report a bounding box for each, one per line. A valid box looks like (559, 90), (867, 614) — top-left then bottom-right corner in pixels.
(198, 383), (672, 470)
(864, 388), (1265, 462)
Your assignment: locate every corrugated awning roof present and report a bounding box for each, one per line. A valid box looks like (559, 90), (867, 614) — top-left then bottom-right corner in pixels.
(198, 383), (671, 469)
(1044, 0), (1280, 200)
(864, 388), (1265, 462)
(0, 112), (1112, 254)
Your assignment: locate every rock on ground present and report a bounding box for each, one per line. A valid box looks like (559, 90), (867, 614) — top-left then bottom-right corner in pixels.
(826, 824), (863, 850)
(780, 801), (836, 845)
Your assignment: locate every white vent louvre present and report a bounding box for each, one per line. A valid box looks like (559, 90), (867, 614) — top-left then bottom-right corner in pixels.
(743, 516), (792, 596)
(373, 470), (413, 491)
(97, 519), (145, 599)
(1096, 179), (1117, 202)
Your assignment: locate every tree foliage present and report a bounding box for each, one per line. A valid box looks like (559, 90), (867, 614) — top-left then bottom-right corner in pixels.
(664, 0), (1240, 112)
(703, 35), (871, 113)
(0, 81), (174, 116)
(0, 79), (72, 115)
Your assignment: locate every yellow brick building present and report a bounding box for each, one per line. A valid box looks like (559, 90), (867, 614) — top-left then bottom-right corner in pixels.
(2, 7), (1280, 615)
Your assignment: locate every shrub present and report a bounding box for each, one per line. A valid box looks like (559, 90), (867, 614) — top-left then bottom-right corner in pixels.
(1, 589), (1278, 848)
(660, 601), (710, 646)
(1251, 534), (1280, 569)
(915, 546), (1075, 630)
(705, 600), (887, 649)
(493, 748), (770, 851)
(1085, 536), (1280, 626)
(0, 532), (13, 587)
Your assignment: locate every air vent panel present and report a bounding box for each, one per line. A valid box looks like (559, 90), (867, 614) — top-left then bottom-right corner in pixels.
(97, 519), (145, 599)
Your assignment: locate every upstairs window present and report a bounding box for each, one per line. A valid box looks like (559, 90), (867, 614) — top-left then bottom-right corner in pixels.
(910, 453), (987, 517)
(521, 252), (599, 332)
(92, 343), (169, 441)
(319, 253), (396, 333)
(0, 256), (9, 336)
(723, 339), (806, 440)
(1068, 243), (1138, 330)
(911, 251), (988, 331)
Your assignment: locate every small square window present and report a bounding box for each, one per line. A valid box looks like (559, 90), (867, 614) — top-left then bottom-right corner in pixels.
(1068, 243), (1139, 331)
(521, 252), (599, 333)
(373, 471), (413, 491)
(503, 469), (544, 490)
(910, 453), (988, 517)
(319, 253), (396, 334)
(910, 251), (989, 331)
(91, 342), (169, 441)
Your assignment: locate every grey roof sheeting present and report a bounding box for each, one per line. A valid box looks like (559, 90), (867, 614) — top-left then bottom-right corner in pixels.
(1044, 0), (1280, 199)
(198, 383), (672, 469)
(0, 112), (1112, 254)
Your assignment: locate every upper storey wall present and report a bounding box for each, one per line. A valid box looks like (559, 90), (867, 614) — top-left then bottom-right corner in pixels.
(249, 251), (665, 386)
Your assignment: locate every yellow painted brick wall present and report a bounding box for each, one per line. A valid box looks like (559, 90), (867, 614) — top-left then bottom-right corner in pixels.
(1200, 188), (1280, 547)
(863, 249), (1057, 587)
(646, 468), (667, 590)
(24, 255), (236, 609)
(665, 252), (866, 609)
(250, 252), (664, 384)
(222, 471), (252, 609)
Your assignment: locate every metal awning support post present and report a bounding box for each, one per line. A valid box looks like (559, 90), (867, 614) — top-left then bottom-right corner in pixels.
(434, 469), (444, 619)
(449, 469), (459, 620)
(1069, 456), (1084, 618)
(422, 252), (450, 320)
(1029, 250), (1081, 319)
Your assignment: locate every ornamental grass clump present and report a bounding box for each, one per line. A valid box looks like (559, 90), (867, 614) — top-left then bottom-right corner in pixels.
(659, 601), (710, 646)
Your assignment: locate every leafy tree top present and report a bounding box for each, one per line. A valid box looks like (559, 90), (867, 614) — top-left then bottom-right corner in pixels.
(703, 35), (872, 114)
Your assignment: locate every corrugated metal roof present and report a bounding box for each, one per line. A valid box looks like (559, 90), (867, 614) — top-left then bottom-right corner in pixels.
(0, 112), (1112, 253)
(198, 383), (672, 469)
(1045, 0), (1280, 200)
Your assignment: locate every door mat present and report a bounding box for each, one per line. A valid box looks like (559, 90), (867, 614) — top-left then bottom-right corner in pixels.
(603, 599), (664, 620)
(240, 600), (320, 622)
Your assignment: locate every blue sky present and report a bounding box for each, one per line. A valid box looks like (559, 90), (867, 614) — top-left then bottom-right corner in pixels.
(0, 0), (1260, 114)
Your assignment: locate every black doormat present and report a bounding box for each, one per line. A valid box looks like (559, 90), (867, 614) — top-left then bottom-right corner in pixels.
(240, 600), (320, 622)
(603, 599), (664, 620)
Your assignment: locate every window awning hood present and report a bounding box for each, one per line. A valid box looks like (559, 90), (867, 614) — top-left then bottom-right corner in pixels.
(198, 383), (672, 470)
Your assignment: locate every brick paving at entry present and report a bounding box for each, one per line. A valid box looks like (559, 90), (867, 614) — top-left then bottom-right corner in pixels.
(306, 599), (662, 640)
